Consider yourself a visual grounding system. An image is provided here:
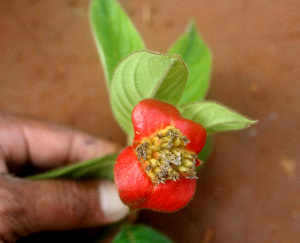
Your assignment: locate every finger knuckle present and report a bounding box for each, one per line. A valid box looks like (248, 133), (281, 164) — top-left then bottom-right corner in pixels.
(66, 183), (90, 224)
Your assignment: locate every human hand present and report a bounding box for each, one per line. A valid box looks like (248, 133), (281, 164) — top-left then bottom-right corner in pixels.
(0, 111), (129, 243)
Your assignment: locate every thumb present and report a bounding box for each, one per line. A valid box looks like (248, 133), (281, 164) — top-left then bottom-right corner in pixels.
(0, 176), (129, 242)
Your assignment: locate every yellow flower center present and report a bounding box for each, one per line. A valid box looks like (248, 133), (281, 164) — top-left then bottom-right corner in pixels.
(135, 126), (198, 185)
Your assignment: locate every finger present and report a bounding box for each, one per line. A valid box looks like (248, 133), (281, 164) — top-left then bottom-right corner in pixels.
(0, 111), (121, 172)
(0, 176), (129, 242)
(28, 180), (129, 231)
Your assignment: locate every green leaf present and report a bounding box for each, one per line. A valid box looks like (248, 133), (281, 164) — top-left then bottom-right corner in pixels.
(27, 153), (118, 181)
(90, 0), (145, 85)
(113, 224), (174, 243)
(169, 20), (212, 104)
(179, 102), (257, 134)
(110, 50), (188, 135)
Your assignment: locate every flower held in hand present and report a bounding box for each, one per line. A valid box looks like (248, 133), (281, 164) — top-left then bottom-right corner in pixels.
(114, 98), (206, 212)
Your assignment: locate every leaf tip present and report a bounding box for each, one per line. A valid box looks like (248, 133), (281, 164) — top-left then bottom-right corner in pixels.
(247, 119), (259, 127)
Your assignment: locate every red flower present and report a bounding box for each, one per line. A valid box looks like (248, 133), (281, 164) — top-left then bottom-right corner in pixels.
(114, 98), (207, 212)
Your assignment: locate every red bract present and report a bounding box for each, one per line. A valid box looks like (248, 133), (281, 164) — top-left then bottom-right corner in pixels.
(114, 98), (207, 212)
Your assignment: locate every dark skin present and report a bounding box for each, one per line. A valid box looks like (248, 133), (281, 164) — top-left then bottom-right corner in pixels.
(0, 111), (129, 243)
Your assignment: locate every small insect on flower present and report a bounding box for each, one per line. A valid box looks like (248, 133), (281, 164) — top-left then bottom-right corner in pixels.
(114, 98), (206, 212)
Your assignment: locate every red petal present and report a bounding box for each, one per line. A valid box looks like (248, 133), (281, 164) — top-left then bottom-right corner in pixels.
(132, 98), (180, 142)
(114, 147), (197, 212)
(132, 98), (206, 153)
(172, 117), (207, 154)
(114, 147), (152, 209)
(140, 177), (196, 212)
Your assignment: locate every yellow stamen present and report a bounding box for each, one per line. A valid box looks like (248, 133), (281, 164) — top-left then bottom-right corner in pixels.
(135, 126), (198, 185)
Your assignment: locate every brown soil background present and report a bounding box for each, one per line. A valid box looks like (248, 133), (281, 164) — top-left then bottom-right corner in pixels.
(0, 0), (299, 242)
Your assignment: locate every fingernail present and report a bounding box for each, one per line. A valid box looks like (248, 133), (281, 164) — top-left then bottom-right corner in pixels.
(98, 180), (129, 222)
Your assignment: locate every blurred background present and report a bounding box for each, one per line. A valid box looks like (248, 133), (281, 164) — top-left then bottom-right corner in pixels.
(0, 0), (299, 242)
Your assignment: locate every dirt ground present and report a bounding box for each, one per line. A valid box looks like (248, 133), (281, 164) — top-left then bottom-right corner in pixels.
(0, 0), (299, 242)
